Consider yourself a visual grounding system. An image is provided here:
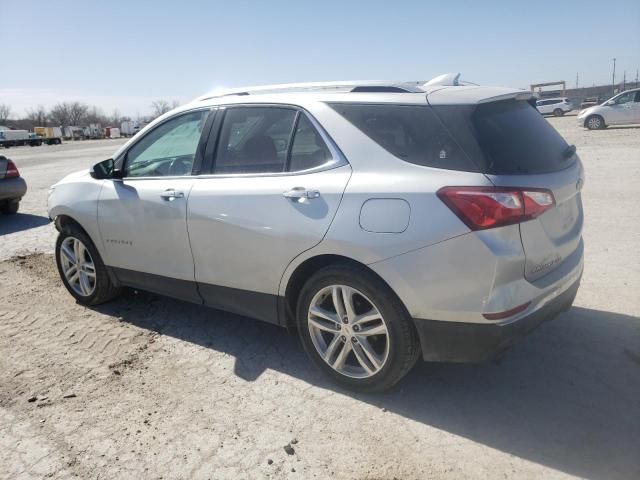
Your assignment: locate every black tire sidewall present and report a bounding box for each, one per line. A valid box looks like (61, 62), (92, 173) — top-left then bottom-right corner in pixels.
(296, 264), (418, 392)
(1, 200), (19, 214)
(55, 226), (115, 305)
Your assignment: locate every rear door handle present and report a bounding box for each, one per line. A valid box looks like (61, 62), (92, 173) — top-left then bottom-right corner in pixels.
(160, 189), (185, 201)
(283, 187), (320, 201)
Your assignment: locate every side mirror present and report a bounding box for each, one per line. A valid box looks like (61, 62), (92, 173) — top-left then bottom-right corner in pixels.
(90, 158), (123, 179)
(605, 100), (616, 106)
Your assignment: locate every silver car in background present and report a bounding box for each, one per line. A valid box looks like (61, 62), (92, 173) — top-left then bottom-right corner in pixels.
(47, 74), (584, 391)
(578, 88), (640, 129)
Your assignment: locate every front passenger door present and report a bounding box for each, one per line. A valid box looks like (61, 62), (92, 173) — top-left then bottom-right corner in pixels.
(98, 109), (211, 302)
(606, 91), (636, 124)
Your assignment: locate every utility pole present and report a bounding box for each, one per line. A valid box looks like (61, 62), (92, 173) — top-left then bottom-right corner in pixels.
(612, 58), (616, 95)
(623, 71), (626, 90)
(636, 69), (639, 89)
(575, 72), (579, 89)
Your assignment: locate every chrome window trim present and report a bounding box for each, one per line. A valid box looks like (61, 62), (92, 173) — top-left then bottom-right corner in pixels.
(116, 102), (348, 180)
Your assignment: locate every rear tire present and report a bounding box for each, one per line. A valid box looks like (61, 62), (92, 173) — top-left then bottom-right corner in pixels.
(296, 263), (420, 392)
(553, 108), (564, 117)
(1, 200), (19, 215)
(586, 115), (605, 130)
(55, 224), (120, 305)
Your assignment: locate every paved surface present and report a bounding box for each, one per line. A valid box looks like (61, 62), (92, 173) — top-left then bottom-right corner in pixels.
(0, 121), (639, 479)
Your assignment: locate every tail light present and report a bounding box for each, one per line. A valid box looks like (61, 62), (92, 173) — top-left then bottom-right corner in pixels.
(437, 186), (554, 230)
(5, 160), (20, 178)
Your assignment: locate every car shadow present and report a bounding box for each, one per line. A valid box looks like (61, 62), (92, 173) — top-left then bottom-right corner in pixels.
(93, 293), (640, 480)
(605, 125), (640, 130)
(0, 213), (50, 235)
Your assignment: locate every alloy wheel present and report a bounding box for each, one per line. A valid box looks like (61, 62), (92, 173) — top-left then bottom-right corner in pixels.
(587, 116), (602, 129)
(307, 285), (390, 379)
(60, 237), (96, 297)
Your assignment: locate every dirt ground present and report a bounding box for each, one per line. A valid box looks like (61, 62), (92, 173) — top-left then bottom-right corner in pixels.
(0, 119), (639, 479)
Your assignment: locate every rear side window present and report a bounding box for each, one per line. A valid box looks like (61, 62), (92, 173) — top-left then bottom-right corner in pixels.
(471, 100), (572, 175)
(329, 103), (478, 172)
(215, 107), (296, 174)
(289, 115), (332, 172)
(213, 107), (333, 174)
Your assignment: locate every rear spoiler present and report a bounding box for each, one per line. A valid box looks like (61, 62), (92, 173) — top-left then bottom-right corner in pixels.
(477, 91), (535, 104)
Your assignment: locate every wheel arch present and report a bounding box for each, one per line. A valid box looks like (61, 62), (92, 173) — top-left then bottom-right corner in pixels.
(54, 213), (120, 288)
(55, 213), (92, 237)
(281, 254), (411, 331)
(53, 213), (107, 258)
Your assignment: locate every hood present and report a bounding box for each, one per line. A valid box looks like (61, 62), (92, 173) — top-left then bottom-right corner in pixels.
(578, 105), (599, 116)
(52, 168), (91, 188)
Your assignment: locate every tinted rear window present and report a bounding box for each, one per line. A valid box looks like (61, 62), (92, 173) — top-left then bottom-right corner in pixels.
(471, 100), (572, 174)
(328, 103), (479, 172)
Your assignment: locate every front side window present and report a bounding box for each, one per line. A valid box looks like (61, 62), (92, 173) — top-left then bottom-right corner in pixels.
(124, 110), (208, 177)
(613, 92), (635, 105)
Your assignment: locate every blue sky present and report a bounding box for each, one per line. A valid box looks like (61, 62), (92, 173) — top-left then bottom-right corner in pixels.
(1, 0), (639, 116)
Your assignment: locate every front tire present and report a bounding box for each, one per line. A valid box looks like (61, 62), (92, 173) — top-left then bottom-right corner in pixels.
(55, 224), (120, 305)
(586, 115), (605, 130)
(297, 264), (420, 392)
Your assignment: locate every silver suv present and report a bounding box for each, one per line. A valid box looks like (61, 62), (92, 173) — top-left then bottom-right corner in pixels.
(48, 74), (584, 391)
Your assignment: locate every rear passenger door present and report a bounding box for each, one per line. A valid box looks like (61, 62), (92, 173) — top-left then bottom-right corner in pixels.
(187, 106), (351, 324)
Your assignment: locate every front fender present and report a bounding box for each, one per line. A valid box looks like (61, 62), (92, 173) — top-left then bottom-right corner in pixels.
(48, 177), (105, 257)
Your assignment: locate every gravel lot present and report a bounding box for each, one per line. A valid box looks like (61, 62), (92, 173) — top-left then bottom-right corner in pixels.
(1, 119), (639, 480)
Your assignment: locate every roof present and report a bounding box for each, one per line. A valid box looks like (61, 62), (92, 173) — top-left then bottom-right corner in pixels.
(189, 73), (531, 108)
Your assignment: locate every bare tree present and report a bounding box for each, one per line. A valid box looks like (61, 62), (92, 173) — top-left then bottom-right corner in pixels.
(151, 99), (171, 118)
(49, 102), (90, 127)
(48, 103), (71, 126)
(110, 108), (122, 127)
(25, 105), (48, 128)
(84, 105), (107, 125)
(0, 104), (11, 124)
(68, 102), (88, 125)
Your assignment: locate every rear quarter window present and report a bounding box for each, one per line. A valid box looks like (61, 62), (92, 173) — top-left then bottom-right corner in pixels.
(471, 100), (572, 174)
(328, 103), (479, 172)
(433, 100), (574, 175)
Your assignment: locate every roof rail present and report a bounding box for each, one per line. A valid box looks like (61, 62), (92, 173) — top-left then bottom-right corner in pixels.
(195, 80), (425, 101)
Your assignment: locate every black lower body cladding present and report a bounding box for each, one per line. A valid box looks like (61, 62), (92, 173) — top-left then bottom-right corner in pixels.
(412, 276), (581, 363)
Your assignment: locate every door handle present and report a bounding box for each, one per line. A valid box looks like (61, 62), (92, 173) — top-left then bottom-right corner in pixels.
(283, 187), (320, 201)
(160, 189), (185, 201)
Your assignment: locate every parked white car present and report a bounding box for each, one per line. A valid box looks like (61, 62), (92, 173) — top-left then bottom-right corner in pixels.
(536, 97), (573, 116)
(577, 88), (640, 129)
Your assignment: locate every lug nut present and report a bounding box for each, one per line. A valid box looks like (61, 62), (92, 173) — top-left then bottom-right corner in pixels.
(341, 336), (346, 342)
(353, 325), (360, 332)
(351, 337), (357, 343)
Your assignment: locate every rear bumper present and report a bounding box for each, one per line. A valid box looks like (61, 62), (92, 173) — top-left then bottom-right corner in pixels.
(413, 274), (581, 362)
(0, 177), (27, 201)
